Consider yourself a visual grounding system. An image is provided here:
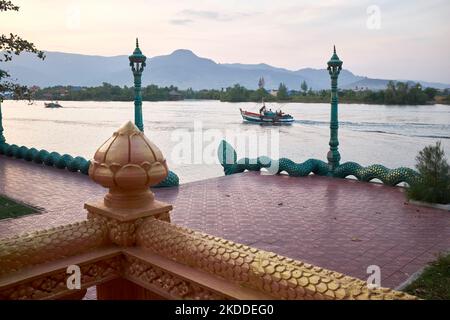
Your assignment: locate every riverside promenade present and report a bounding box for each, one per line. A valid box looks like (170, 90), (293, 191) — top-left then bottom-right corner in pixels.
(1, 155), (449, 290)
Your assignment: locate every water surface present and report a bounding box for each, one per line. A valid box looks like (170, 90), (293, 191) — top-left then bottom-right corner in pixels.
(2, 100), (449, 183)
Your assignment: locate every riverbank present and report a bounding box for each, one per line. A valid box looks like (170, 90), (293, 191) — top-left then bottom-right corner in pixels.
(13, 97), (449, 106)
(25, 81), (450, 106)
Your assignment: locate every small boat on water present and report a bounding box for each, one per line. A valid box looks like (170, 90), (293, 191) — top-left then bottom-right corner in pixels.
(240, 100), (294, 124)
(45, 102), (63, 108)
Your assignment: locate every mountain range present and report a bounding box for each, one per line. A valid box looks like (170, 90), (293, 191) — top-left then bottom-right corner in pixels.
(2, 49), (449, 91)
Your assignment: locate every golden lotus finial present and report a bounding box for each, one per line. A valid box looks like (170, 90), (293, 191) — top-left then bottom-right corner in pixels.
(116, 120), (139, 135)
(88, 121), (168, 209)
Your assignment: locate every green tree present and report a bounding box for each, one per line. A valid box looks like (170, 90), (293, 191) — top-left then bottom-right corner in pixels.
(407, 141), (450, 204)
(424, 87), (438, 101)
(407, 83), (428, 105)
(220, 84), (250, 102)
(249, 87), (268, 102)
(300, 80), (308, 95)
(0, 1), (45, 101)
(277, 83), (288, 100)
(384, 81), (396, 104)
(395, 81), (408, 104)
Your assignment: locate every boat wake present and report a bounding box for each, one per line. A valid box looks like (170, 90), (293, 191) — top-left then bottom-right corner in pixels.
(295, 120), (450, 139)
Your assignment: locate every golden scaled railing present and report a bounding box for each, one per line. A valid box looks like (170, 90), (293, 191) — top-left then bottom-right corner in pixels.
(0, 215), (416, 300)
(0, 122), (417, 300)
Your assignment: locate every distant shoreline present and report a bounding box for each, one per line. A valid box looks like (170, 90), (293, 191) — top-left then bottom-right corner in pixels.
(5, 98), (449, 107)
(5, 81), (449, 106)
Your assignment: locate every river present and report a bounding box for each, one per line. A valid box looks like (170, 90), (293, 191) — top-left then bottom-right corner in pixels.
(1, 100), (449, 184)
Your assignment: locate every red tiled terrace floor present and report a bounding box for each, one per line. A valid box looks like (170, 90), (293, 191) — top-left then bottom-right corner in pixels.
(1, 155), (450, 289)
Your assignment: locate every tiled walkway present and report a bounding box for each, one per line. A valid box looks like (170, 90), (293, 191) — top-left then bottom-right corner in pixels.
(1, 155), (450, 289)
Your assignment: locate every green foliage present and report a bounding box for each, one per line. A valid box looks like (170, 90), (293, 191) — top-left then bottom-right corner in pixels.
(0, 0), (45, 101)
(407, 141), (450, 204)
(300, 80), (308, 94)
(17, 81), (449, 105)
(142, 84), (174, 101)
(382, 81), (428, 105)
(404, 253), (450, 300)
(0, 194), (37, 220)
(249, 88), (268, 102)
(441, 89), (450, 104)
(33, 83), (129, 101)
(0, 0), (18, 11)
(277, 83), (289, 100)
(424, 87), (438, 100)
(33, 83), (188, 101)
(185, 88), (221, 100)
(220, 84), (250, 102)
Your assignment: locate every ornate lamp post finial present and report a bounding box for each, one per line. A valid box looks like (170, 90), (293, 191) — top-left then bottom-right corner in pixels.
(129, 38), (147, 132)
(326, 46), (343, 171)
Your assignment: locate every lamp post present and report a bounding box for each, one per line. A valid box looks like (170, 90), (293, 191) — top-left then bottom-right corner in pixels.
(327, 45), (343, 171)
(129, 38), (147, 132)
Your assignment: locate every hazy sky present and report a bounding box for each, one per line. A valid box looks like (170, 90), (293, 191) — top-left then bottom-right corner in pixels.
(3, 0), (450, 83)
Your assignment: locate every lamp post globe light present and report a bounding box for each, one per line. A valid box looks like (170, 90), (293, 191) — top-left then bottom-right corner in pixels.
(129, 38), (147, 132)
(327, 45), (343, 171)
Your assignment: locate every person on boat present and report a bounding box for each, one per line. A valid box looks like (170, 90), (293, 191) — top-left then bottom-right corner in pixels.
(259, 105), (266, 114)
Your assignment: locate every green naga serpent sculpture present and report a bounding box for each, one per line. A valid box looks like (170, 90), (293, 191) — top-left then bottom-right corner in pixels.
(0, 142), (179, 188)
(217, 140), (419, 187)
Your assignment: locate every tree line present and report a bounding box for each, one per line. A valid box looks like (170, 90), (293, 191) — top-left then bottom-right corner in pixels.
(27, 81), (450, 105)
(216, 81), (447, 105)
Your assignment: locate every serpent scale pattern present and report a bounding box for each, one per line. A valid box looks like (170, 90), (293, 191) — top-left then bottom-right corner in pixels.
(218, 140), (419, 186)
(0, 142), (179, 187)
